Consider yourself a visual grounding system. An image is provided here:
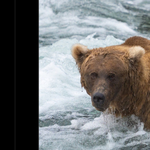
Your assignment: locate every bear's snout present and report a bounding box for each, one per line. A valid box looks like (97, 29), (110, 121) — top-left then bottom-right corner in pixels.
(92, 92), (105, 105)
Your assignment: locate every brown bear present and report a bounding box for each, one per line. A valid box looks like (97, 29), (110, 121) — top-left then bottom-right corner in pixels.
(71, 36), (150, 130)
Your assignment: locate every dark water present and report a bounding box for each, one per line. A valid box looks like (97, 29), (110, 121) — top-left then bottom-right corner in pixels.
(39, 0), (150, 149)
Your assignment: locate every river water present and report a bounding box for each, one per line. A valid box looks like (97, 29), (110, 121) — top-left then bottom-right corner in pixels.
(39, 0), (150, 149)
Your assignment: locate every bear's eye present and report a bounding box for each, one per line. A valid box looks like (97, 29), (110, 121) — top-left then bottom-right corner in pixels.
(90, 72), (98, 80)
(107, 73), (116, 80)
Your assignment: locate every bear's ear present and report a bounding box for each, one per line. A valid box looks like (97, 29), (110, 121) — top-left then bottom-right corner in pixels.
(71, 44), (90, 69)
(128, 46), (145, 63)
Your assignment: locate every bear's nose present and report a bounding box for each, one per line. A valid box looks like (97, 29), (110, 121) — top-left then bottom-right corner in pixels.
(92, 92), (105, 104)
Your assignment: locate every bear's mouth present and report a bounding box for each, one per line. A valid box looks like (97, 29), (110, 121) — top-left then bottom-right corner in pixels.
(95, 106), (106, 112)
(92, 102), (107, 112)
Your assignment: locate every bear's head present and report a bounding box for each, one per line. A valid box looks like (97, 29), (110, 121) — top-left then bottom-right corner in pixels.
(71, 43), (145, 113)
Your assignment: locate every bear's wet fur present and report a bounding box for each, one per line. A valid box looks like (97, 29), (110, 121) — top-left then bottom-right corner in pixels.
(71, 36), (150, 130)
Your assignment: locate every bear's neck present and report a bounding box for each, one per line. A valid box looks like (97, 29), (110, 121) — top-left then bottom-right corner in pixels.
(109, 88), (149, 118)
(133, 57), (150, 125)
(127, 57), (149, 115)
(112, 58), (150, 129)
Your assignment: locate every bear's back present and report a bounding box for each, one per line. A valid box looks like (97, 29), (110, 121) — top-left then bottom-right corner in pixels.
(122, 36), (150, 52)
